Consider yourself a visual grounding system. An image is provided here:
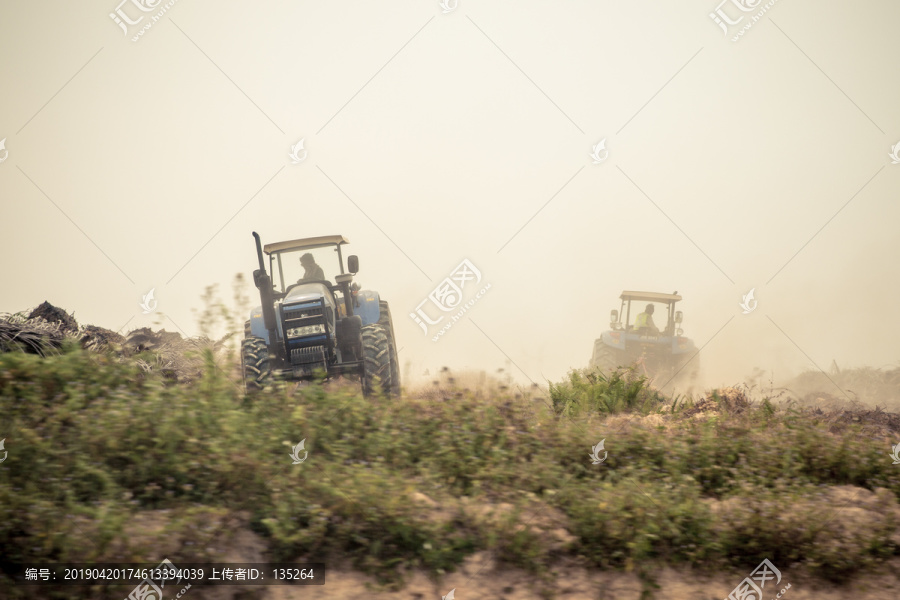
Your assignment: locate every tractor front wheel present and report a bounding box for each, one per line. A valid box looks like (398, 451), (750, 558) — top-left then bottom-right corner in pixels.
(241, 336), (271, 391)
(361, 324), (392, 397)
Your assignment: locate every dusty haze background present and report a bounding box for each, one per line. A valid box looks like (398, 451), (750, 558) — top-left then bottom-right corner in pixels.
(0, 0), (898, 394)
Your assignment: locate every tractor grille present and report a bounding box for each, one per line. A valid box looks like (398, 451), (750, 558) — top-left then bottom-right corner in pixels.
(284, 304), (325, 328)
(283, 299), (328, 347)
(291, 345), (326, 366)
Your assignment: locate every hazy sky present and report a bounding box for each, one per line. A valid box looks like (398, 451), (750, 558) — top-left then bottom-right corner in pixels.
(1, 1), (898, 393)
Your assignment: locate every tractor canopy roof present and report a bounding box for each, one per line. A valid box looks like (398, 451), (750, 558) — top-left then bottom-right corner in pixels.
(263, 235), (350, 254)
(620, 291), (682, 303)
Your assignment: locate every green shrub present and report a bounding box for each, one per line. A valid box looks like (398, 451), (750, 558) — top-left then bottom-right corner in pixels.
(550, 368), (666, 418)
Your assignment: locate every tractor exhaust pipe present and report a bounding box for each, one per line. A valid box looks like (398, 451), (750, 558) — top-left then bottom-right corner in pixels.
(251, 232), (278, 340)
(253, 231), (267, 272)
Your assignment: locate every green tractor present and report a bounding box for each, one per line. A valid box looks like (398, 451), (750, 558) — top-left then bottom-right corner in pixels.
(241, 232), (400, 397)
(589, 291), (699, 385)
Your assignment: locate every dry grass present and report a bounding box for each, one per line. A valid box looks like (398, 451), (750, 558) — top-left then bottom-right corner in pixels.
(0, 303), (235, 384)
(0, 312), (69, 355)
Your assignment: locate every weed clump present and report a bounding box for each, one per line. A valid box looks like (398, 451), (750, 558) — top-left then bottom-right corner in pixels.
(549, 367), (666, 418)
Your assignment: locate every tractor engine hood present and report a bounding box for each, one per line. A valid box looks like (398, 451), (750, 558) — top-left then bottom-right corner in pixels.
(280, 283), (336, 340)
(284, 282), (335, 307)
(247, 283), (337, 344)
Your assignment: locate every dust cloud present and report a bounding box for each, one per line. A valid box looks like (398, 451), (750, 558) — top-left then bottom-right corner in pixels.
(1, 2), (898, 405)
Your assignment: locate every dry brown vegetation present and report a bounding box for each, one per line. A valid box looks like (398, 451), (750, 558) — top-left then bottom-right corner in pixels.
(0, 301), (233, 383)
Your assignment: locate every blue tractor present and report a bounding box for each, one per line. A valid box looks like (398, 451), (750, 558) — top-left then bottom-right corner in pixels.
(589, 291), (699, 385)
(242, 232), (400, 397)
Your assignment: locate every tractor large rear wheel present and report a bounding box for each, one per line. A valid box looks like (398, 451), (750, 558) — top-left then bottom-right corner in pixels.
(242, 336), (271, 391)
(378, 301), (401, 397)
(361, 324), (392, 397)
(589, 340), (621, 373)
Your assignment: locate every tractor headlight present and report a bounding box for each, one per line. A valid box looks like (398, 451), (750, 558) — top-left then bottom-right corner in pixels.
(287, 324), (326, 338)
(676, 328), (683, 336)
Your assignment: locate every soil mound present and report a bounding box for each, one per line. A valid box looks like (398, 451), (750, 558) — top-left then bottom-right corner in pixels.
(27, 300), (78, 332)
